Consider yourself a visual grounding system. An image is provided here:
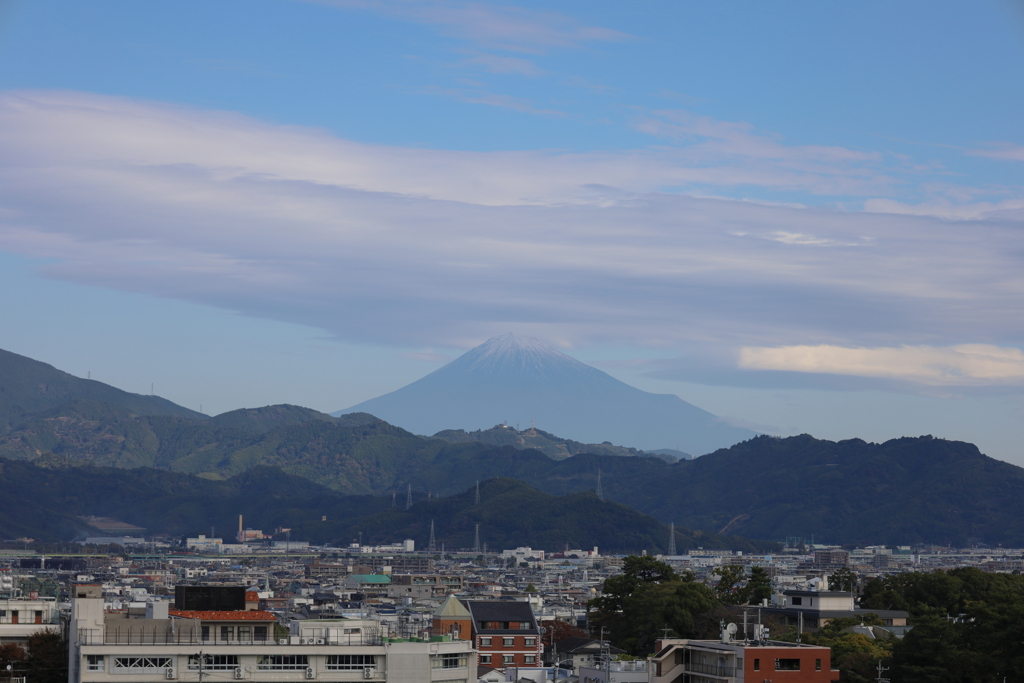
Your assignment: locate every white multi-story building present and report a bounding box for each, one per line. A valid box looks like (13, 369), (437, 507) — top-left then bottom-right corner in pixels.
(67, 586), (475, 683)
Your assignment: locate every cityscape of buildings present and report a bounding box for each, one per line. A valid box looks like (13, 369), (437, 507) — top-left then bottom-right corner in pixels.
(2, 535), (1021, 683)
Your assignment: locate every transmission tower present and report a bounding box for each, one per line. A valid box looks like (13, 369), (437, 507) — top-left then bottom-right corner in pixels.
(475, 481), (480, 505)
(474, 524), (481, 553)
(428, 519), (437, 553)
(668, 522), (676, 556)
(596, 468), (604, 501)
(406, 483), (412, 510)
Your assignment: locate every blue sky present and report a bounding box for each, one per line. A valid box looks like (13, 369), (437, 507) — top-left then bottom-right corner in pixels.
(1, 0), (1023, 462)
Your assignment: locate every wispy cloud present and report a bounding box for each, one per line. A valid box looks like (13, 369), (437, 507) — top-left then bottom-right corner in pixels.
(739, 344), (1024, 386)
(419, 85), (567, 116)
(968, 142), (1024, 162)
(2, 90), (1024, 376)
(307, 0), (630, 53)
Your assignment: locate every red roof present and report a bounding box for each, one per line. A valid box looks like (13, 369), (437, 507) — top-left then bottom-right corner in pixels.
(169, 609), (277, 621)
(245, 591), (259, 601)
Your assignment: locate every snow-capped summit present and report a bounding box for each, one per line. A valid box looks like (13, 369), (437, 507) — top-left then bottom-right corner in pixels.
(336, 334), (755, 454)
(454, 333), (594, 377)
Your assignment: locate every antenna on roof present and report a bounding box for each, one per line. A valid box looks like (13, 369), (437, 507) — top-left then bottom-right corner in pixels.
(668, 522), (676, 556)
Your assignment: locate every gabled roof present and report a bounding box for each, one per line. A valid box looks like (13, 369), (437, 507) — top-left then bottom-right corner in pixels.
(434, 594), (472, 618)
(463, 600), (538, 632)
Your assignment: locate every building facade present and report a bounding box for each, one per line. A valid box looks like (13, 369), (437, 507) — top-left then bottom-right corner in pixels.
(67, 585), (475, 683)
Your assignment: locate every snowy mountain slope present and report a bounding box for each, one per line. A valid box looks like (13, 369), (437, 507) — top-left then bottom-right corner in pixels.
(336, 334), (756, 455)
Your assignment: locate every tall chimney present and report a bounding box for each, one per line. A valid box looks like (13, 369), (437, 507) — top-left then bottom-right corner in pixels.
(238, 515), (243, 543)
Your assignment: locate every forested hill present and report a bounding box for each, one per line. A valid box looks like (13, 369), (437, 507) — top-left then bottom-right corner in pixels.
(567, 434), (1024, 547)
(0, 459), (773, 553)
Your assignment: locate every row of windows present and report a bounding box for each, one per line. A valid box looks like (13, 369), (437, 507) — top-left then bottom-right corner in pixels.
(112, 657), (173, 670)
(431, 655), (467, 670)
(752, 658), (822, 672)
(479, 655), (535, 665)
(479, 637), (536, 647)
(200, 626), (270, 641)
(88, 655), (383, 673)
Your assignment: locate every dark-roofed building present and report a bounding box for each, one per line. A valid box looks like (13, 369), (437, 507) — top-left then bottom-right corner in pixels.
(464, 600), (542, 668)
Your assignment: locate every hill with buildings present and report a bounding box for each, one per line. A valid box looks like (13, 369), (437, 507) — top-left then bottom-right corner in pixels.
(432, 424), (678, 461)
(337, 333), (755, 455)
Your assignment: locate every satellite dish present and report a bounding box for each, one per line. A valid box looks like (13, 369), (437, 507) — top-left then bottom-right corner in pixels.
(726, 623), (737, 635)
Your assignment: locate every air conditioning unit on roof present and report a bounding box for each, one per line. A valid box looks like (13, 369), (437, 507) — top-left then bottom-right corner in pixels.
(305, 637), (316, 645)
(315, 638), (325, 645)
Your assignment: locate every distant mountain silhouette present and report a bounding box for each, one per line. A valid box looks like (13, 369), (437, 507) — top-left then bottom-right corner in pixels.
(337, 333), (755, 454)
(0, 347), (203, 431)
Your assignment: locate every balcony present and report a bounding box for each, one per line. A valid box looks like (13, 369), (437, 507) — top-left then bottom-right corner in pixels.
(684, 661), (736, 678)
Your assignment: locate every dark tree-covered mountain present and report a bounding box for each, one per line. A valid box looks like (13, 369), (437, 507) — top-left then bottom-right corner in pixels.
(338, 334), (755, 455)
(0, 459), (773, 553)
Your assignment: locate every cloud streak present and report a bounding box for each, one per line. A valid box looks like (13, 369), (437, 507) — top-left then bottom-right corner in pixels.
(1, 90), (1023, 386)
(739, 344), (1024, 386)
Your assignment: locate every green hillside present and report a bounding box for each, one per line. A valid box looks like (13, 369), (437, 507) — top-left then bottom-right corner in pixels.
(432, 424), (670, 461)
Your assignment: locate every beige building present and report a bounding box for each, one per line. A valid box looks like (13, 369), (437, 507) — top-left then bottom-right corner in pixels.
(67, 585), (475, 683)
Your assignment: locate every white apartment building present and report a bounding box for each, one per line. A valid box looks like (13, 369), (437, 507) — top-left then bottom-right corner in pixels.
(68, 586), (475, 683)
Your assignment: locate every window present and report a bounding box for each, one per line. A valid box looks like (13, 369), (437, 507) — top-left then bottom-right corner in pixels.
(254, 626), (268, 641)
(201, 625), (210, 641)
(503, 637), (515, 647)
(480, 637), (492, 647)
(776, 659), (801, 671)
(791, 597), (802, 605)
(432, 655), (467, 670)
(188, 656), (238, 671)
(113, 657), (173, 671)
(258, 656), (309, 670)
(237, 626), (251, 641)
(816, 658), (822, 671)
(87, 656), (105, 672)
(479, 655), (492, 665)
(524, 638), (536, 647)
(753, 659), (760, 671)
(524, 656), (535, 664)
(220, 625), (234, 641)
(502, 655), (514, 665)
(325, 655), (376, 670)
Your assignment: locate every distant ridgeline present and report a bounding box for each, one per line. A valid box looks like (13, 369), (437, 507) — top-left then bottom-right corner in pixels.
(2, 346), (1024, 546)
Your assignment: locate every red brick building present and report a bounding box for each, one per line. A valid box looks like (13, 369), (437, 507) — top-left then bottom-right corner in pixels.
(430, 597), (542, 668)
(650, 637), (838, 683)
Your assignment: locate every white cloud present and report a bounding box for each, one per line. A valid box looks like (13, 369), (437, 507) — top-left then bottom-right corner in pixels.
(1, 90), (1024, 367)
(738, 344), (1024, 386)
(968, 142), (1024, 162)
(307, 0), (630, 53)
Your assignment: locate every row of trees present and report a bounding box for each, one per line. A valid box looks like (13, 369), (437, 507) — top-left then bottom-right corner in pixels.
(0, 631), (67, 683)
(588, 556), (775, 654)
(590, 559), (1024, 683)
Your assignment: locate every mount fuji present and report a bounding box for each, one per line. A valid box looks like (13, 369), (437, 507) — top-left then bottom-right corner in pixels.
(336, 334), (756, 455)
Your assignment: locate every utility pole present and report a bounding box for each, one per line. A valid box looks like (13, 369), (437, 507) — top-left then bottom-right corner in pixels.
(876, 660), (890, 683)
